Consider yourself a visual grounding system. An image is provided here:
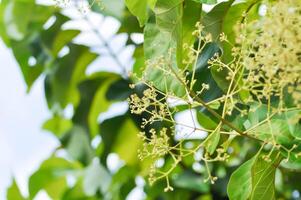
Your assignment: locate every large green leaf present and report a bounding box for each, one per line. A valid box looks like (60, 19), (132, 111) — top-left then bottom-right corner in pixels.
(112, 119), (141, 165)
(144, 23), (173, 59)
(228, 152), (282, 200)
(201, 0), (236, 92)
(172, 171), (210, 193)
(71, 73), (121, 137)
(62, 126), (95, 165)
(41, 14), (80, 56)
(154, 0), (183, 66)
(188, 42), (223, 102)
(90, 0), (125, 20)
(83, 159), (112, 196)
(99, 115), (127, 165)
(43, 115), (73, 137)
(202, 0), (235, 41)
(249, 153), (282, 200)
(244, 104), (301, 148)
(182, 0), (202, 61)
(124, 0), (157, 26)
(45, 44), (98, 108)
(88, 77), (118, 137)
(228, 156), (257, 200)
(193, 0), (217, 4)
(1, 0), (54, 41)
(62, 179), (98, 200)
(29, 157), (81, 199)
(143, 23), (186, 97)
(109, 166), (137, 199)
(6, 179), (25, 200)
(0, 0), (58, 89)
(203, 124), (221, 155)
(100, 115), (140, 166)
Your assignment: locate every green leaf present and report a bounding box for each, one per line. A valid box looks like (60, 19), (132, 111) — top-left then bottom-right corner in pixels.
(109, 166), (137, 199)
(192, 0), (217, 4)
(154, 0), (183, 67)
(72, 72), (117, 134)
(203, 0), (235, 41)
(124, 0), (157, 26)
(1, 0), (55, 41)
(62, 179), (98, 200)
(106, 78), (132, 101)
(182, 0), (201, 60)
(43, 115), (72, 137)
(144, 23), (186, 97)
(100, 115), (141, 166)
(203, 124), (221, 155)
(118, 10), (143, 34)
(7, 179), (25, 200)
(29, 157), (81, 199)
(172, 171), (210, 193)
(222, 0), (260, 62)
(197, 110), (218, 130)
(88, 77), (118, 137)
(144, 64), (186, 97)
(188, 42), (223, 102)
(249, 152), (282, 200)
(100, 115), (127, 164)
(228, 156), (257, 200)
(245, 104), (300, 148)
(249, 119), (296, 147)
(90, 0), (125, 20)
(228, 151), (282, 200)
(83, 159), (112, 195)
(144, 23), (173, 59)
(45, 44), (98, 108)
(0, 1), (59, 89)
(63, 126), (95, 165)
(142, 0), (188, 96)
(112, 119), (141, 165)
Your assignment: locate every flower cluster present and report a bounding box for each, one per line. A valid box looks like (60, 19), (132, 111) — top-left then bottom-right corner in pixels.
(137, 128), (170, 160)
(240, 0), (301, 111)
(130, 0), (301, 192)
(129, 87), (170, 128)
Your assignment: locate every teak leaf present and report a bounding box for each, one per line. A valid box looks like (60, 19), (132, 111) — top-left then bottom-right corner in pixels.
(228, 151), (282, 200)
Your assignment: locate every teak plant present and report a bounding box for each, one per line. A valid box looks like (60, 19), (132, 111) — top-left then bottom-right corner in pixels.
(1, 0), (301, 199)
(128, 0), (301, 198)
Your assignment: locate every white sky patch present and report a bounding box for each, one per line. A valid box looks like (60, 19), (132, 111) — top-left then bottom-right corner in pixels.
(258, 4), (267, 16)
(43, 16), (56, 30)
(34, 191), (52, 200)
(126, 176), (146, 200)
(106, 153), (124, 174)
(91, 135), (102, 149)
(202, 0), (227, 12)
(97, 101), (129, 123)
(130, 33), (144, 44)
(167, 96), (187, 107)
(126, 187), (146, 200)
(58, 46), (70, 57)
(174, 109), (207, 140)
(36, 0), (55, 6)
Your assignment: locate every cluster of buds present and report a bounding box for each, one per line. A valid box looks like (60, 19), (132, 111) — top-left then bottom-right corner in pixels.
(240, 0), (301, 110)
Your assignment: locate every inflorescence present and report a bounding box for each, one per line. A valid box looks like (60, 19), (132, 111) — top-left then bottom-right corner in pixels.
(129, 0), (301, 192)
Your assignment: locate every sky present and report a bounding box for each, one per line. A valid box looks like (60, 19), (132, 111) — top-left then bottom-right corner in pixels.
(0, 40), (59, 199)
